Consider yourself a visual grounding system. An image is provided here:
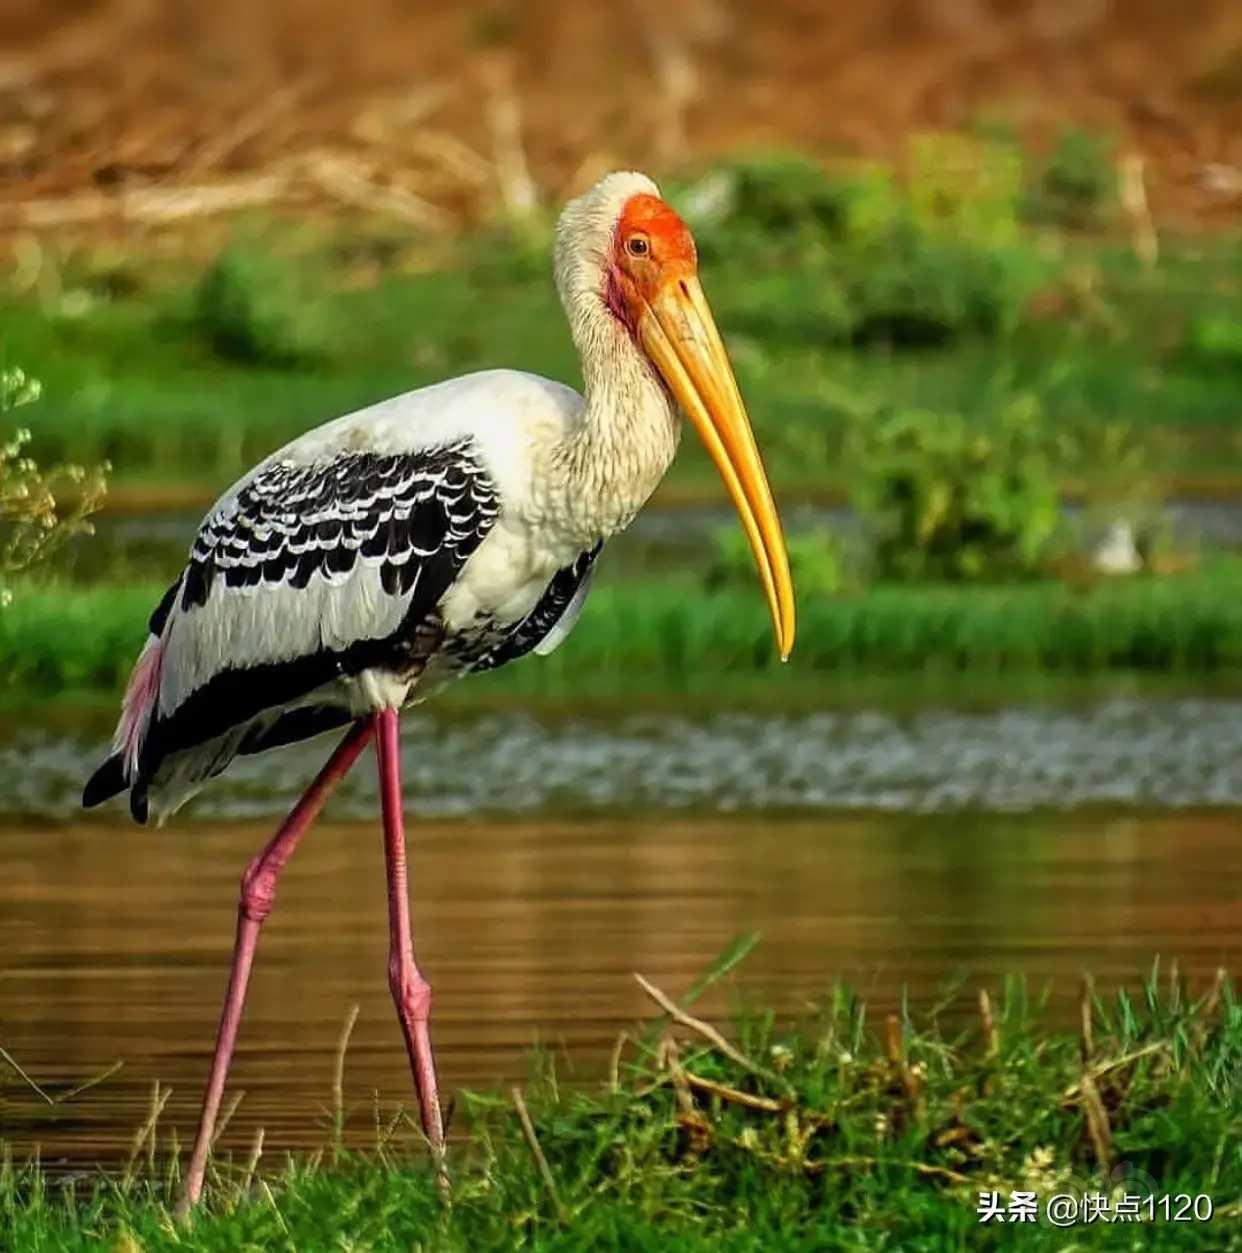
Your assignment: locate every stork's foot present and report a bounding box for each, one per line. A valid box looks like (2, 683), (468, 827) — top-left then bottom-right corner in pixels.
(387, 959), (449, 1187)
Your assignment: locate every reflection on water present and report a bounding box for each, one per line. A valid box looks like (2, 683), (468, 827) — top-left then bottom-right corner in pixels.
(7, 698), (1242, 819)
(2, 810), (1237, 1166)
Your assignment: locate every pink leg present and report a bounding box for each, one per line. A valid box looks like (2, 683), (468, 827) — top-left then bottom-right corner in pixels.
(175, 720), (373, 1217)
(375, 707), (446, 1165)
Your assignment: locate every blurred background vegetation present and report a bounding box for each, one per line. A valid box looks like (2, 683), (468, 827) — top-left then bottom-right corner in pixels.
(3, 0), (1242, 691)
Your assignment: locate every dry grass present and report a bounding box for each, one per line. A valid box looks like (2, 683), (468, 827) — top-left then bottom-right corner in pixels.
(3, 1), (1242, 249)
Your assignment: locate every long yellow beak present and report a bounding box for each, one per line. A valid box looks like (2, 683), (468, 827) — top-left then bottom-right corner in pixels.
(639, 275), (796, 660)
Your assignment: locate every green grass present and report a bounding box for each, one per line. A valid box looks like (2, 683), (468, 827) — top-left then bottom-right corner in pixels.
(8, 156), (1242, 503)
(7, 557), (1242, 703)
(3, 963), (1239, 1250)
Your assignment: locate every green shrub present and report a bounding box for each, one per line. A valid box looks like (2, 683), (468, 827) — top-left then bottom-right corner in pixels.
(705, 151), (856, 243)
(11, 563), (1242, 700)
(847, 398), (1060, 581)
(1182, 314), (1242, 370)
(0, 367), (106, 606)
(1024, 128), (1117, 230)
(705, 525), (847, 600)
(192, 243), (330, 367)
(679, 142), (1053, 350)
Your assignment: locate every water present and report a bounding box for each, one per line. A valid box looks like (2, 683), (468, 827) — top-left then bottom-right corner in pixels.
(3, 809), (1237, 1168)
(7, 697), (1242, 819)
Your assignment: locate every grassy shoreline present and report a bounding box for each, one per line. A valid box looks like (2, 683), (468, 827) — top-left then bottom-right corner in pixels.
(6, 559), (1242, 703)
(3, 965), (1238, 1250)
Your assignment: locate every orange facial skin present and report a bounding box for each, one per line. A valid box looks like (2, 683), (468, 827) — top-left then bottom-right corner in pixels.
(605, 194), (698, 336)
(600, 192), (797, 661)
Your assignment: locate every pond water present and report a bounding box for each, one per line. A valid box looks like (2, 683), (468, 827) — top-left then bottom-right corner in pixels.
(3, 808), (1237, 1169)
(7, 697), (1242, 818)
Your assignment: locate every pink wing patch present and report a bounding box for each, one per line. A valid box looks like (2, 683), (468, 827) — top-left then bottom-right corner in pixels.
(114, 634), (164, 781)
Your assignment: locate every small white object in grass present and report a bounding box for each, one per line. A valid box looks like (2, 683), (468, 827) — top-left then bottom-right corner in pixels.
(769, 1043), (794, 1072)
(1092, 520), (1142, 576)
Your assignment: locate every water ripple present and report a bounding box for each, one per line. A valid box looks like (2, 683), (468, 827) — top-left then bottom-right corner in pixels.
(5, 698), (1242, 819)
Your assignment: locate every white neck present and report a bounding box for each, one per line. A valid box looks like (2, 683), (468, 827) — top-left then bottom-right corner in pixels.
(542, 172), (682, 543)
(550, 312), (680, 541)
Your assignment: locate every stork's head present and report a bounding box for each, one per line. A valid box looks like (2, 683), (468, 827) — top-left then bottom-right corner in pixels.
(555, 172), (796, 660)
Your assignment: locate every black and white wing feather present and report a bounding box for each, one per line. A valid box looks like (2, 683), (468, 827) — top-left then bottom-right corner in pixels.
(464, 543), (602, 673)
(94, 438), (499, 818)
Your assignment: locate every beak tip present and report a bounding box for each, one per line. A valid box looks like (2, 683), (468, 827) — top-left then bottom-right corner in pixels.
(778, 616), (795, 662)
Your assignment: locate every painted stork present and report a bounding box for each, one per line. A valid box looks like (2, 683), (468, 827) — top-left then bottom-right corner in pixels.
(82, 171), (795, 1211)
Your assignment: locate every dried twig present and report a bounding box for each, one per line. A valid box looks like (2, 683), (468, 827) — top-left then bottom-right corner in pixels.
(56, 1058), (124, 1105)
(682, 1070), (786, 1113)
(305, 154), (452, 229)
(631, 0), (700, 165)
(658, 1035), (696, 1117)
(883, 1014), (901, 1064)
(210, 1090), (245, 1154)
(1119, 151), (1158, 270)
(407, 132), (492, 188)
(511, 1086), (565, 1221)
(166, 1127), (181, 1196)
(978, 989), (999, 1058)
(0, 1040), (53, 1105)
(242, 1126), (265, 1192)
(910, 1160), (971, 1184)
(189, 78), (317, 174)
(1202, 967), (1227, 1023)
(0, 175), (291, 229)
(659, 1033), (712, 1154)
(480, 55), (538, 221)
(374, 1102), (405, 1158)
(1061, 1041), (1169, 1101)
(332, 1003), (360, 1156)
(884, 1013), (922, 1108)
(0, 0), (140, 88)
(608, 1031), (629, 1095)
(125, 1080), (172, 1178)
(1078, 1070), (1112, 1170)
(351, 83), (449, 147)
(1080, 973), (1096, 1062)
(634, 972), (769, 1080)
(741, 1145), (970, 1186)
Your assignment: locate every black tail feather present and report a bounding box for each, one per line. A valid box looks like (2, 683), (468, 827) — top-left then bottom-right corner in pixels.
(82, 754), (126, 809)
(130, 785), (149, 825)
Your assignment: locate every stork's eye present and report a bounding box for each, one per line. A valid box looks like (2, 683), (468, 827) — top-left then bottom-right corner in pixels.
(626, 235), (649, 257)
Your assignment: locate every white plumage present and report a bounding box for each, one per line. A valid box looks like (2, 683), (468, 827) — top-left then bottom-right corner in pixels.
(169, 369), (580, 706)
